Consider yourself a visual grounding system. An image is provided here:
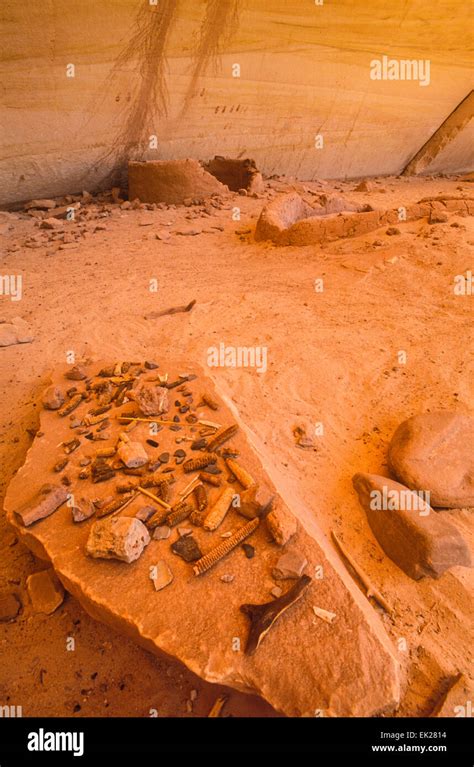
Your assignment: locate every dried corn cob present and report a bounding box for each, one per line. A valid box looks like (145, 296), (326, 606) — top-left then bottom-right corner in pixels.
(207, 424), (239, 452)
(201, 393), (219, 411)
(95, 446), (116, 458)
(194, 518), (260, 576)
(183, 453), (217, 473)
(194, 483), (208, 511)
(203, 486), (235, 531)
(96, 492), (136, 518)
(199, 472), (221, 487)
(157, 482), (172, 502)
(116, 480), (138, 494)
(167, 501), (194, 527)
(190, 510), (205, 527)
(147, 508), (170, 528)
(58, 394), (83, 417)
(84, 413), (109, 426)
(224, 458), (255, 489)
(153, 473), (176, 487)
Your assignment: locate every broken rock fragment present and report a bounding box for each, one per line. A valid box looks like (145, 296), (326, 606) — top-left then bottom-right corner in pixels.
(25, 198), (56, 210)
(0, 593), (21, 622)
(128, 380), (169, 416)
(65, 364), (88, 380)
(237, 484), (264, 519)
(388, 411), (474, 508)
(27, 569), (64, 614)
(14, 484), (69, 527)
(42, 384), (65, 410)
(136, 506), (156, 523)
(266, 498), (298, 546)
(86, 516), (150, 563)
(117, 441), (149, 468)
(71, 498), (96, 523)
(272, 549), (308, 580)
(352, 472), (472, 580)
(0, 317), (34, 347)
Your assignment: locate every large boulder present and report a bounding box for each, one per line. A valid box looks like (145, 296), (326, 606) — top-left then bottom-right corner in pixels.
(388, 412), (474, 508)
(352, 472), (472, 580)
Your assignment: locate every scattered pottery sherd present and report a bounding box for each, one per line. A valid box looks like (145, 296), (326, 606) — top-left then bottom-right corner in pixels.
(136, 506), (156, 523)
(153, 525), (171, 540)
(266, 498), (298, 546)
(272, 549), (308, 580)
(0, 593), (21, 622)
(14, 484), (69, 527)
(388, 411), (474, 508)
(241, 575), (312, 655)
(352, 472), (472, 580)
(128, 380), (169, 416)
(27, 569), (64, 614)
(86, 516), (150, 563)
(152, 560), (173, 591)
(117, 441), (149, 469)
(171, 534), (202, 562)
(42, 385), (65, 410)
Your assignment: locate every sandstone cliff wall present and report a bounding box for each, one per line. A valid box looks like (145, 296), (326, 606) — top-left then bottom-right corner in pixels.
(1, 0), (472, 205)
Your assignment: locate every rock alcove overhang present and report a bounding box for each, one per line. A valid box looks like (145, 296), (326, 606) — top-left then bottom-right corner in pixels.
(4, 359), (400, 717)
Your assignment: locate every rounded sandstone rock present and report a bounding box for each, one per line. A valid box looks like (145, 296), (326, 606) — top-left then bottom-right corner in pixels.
(388, 411), (474, 508)
(42, 384), (65, 410)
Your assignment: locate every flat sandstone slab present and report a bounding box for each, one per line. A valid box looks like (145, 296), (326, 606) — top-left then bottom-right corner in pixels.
(4, 361), (399, 716)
